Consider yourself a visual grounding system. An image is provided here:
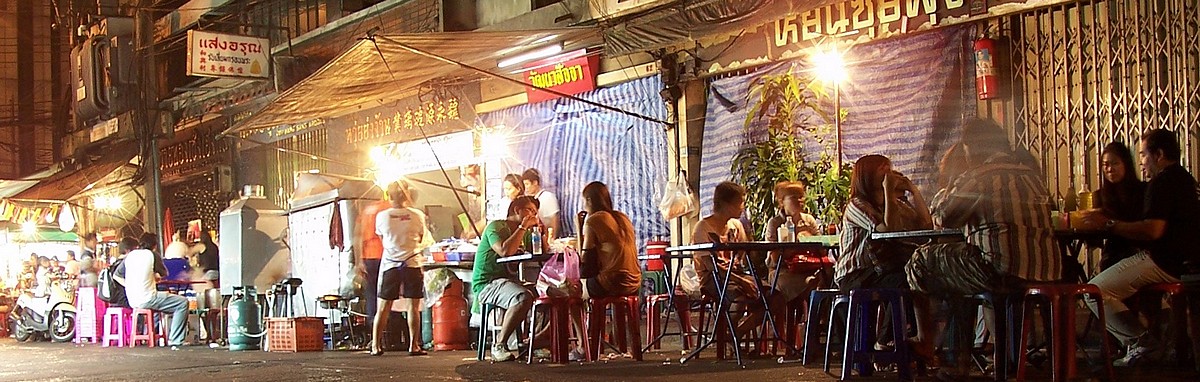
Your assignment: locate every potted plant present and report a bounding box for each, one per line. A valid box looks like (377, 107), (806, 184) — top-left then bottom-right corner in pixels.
(731, 71), (851, 239)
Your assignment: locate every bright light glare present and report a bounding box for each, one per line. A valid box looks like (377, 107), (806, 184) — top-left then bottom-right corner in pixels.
(497, 44), (564, 68)
(368, 146), (386, 163)
(481, 129), (510, 158)
(21, 221), (36, 235)
(812, 48), (848, 84)
(94, 195), (122, 210)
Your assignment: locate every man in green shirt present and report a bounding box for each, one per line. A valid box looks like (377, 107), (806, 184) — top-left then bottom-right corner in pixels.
(473, 195), (545, 361)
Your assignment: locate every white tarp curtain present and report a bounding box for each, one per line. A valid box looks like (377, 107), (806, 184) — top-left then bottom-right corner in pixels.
(231, 28), (602, 133)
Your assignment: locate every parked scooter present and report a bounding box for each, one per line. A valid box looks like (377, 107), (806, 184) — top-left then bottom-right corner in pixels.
(8, 275), (76, 342)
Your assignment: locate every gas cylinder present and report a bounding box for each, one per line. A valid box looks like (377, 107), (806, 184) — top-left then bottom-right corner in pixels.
(432, 280), (470, 351)
(227, 286), (262, 351)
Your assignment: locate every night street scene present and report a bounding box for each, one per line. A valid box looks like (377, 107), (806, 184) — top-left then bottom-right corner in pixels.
(1, 1), (1199, 381)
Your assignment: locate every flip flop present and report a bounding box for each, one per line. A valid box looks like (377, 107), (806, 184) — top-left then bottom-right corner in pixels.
(408, 350), (428, 356)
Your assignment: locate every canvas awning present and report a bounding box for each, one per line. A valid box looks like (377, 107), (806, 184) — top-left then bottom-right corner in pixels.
(227, 27), (602, 134)
(12, 148), (140, 202)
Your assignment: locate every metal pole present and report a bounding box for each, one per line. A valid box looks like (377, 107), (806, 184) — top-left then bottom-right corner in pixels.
(137, 4), (164, 238)
(834, 82), (842, 168)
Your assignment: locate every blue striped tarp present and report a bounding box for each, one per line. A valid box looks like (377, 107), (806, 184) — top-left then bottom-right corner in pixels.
(700, 27), (974, 225)
(479, 76), (671, 251)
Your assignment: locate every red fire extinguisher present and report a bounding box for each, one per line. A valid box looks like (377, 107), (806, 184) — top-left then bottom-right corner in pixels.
(974, 38), (999, 100)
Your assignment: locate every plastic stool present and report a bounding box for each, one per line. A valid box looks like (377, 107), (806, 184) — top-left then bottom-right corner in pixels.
(803, 289), (842, 366)
(527, 296), (577, 364)
(476, 303), (501, 361)
(840, 288), (916, 381)
(1016, 284), (1116, 382)
(823, 294), (851, 373)
(1144, 282), (1190, 365)
(644, 293), (695, 350)
(585, 295), (642, 362)
(74, 287), (102, 344)
(129, 308), (165, 347)
(966, 292), (1021, 381)
(101, 307), (132, 347)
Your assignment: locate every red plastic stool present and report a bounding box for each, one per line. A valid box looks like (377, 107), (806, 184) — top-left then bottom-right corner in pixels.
(586, 295), (642, 361)
(101, 307), (132, 347)
(1016, 284), (1116, 382)
(1144, 282), (1190, 365)
(644, 293), (696, 350)
(526, 296), (578, 364)
(129, 308), (165, 347)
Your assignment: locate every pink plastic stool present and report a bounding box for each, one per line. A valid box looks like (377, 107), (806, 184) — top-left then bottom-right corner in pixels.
(101, 307), (132, 347)
(129, 308), (165, 347)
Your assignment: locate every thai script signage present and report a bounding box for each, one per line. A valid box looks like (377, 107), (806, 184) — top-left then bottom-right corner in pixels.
(240, 118), (325, 143)
(696, 0), (1057, 75)
(343, 97), (466, 147)
(522, 50), (600, 103)
(187, 30), (270, 79)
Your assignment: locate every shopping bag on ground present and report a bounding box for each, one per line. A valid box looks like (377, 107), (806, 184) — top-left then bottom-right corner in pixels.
(536, 249), (581, 298)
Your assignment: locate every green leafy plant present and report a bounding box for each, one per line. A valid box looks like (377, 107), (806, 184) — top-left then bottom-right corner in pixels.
(731, 71), (852, 239)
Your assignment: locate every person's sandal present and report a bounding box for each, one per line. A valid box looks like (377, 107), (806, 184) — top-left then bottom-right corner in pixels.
(408, 349), (428, 356)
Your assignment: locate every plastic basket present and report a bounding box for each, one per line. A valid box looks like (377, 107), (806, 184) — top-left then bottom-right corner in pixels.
(266, 317), (324, 352)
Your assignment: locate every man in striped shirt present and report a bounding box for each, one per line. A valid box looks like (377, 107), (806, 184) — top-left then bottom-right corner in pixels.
(908, 119), (1061, 295)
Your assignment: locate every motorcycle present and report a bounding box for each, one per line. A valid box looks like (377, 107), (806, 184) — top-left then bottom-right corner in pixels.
(8, 275), (76, 342)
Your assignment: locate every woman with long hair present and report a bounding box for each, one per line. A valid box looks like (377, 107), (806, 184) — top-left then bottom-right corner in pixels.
(836, 154), (936, 360)
(1093, 142), (1146, 269)
(578, 182), (640, 298)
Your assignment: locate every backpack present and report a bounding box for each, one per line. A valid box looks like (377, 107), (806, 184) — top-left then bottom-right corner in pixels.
(97, 259), (129, 307)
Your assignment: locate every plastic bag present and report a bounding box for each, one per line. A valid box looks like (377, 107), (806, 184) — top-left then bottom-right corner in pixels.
(677, 262), (702, 300)
(423, 268), (460, 309)
(658, 173), (697, 220)
(536, 248), (582, 298)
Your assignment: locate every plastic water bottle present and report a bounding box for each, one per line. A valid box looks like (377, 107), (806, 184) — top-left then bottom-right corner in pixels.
(785, 216), (796, 242)
(530, 226), (543, 255)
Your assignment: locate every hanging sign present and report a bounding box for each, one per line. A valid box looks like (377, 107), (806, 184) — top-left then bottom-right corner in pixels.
(521, 50), (600, 103)
(372, 131), (476, 177)
(187, 30), (270, 79)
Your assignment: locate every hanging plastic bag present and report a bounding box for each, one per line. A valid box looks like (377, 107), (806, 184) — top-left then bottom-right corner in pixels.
(658, 172), (697, 220)
(536, 248), (582, 298)
(677, 262), (702, 300)
(423, 268), (460, 309)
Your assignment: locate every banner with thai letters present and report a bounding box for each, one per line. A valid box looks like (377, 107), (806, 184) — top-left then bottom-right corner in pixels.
(187, 30), (270, 79)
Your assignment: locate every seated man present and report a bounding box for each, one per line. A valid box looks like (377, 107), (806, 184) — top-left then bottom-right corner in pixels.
(1079, 128), (1200, 366)
(472, 195), (546, 362)
(905, 119), (1062, 376)
(115, 236), (190, 348)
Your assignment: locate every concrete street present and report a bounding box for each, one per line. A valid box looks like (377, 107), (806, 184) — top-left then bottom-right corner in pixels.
(2, 338), (1199, 381)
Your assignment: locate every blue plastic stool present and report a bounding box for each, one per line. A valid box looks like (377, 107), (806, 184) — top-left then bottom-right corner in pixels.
(802, 289), (843, 366)
(476, 303), (501, 361)
(840, 288), (915, 381)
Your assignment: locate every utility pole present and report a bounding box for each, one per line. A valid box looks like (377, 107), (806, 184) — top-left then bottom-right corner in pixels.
(136, 2), (164, 239)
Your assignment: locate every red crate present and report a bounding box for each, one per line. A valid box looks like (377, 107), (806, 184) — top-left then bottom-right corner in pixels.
(266, 317), (324, 352)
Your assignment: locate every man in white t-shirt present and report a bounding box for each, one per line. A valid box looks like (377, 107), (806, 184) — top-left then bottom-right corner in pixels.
(369, 180), (432, 356)
(522, 168), (560, 237)
(114, 236), (189, 348)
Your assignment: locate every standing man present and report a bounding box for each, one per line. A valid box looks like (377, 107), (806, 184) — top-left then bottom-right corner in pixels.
(1081, 128), (1200, 366)
(522, 168), (560, 237)
(114, 236), (190, 349)
(370, 180), (431, 356)
(78, 233), (99, 287)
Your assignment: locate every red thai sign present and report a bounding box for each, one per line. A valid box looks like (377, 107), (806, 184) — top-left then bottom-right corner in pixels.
(521, 50), (600, 103)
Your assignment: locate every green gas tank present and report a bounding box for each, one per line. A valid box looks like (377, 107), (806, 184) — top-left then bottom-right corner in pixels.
(227, 286), (262, 351)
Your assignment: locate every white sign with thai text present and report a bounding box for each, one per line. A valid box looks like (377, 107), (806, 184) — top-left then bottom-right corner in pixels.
(90, 118), (118, 142)
(187, 30), (270, 79)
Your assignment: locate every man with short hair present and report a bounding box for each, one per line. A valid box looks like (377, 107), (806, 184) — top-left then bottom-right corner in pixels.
(115, 236), (190, 348)
(1080, 128), (1200, 366)
(78, 233), (99, 287)
(521, 168), (560, 237)
(369, 180), (431, 356)
(472, 195), (547, 361)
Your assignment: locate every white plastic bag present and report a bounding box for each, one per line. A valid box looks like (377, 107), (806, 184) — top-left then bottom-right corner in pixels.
(677, 262), (702, 300)
(658, 173), (697, 220)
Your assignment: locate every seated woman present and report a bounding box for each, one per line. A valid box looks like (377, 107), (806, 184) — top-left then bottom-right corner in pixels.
(693, 181), (786, 342)
(1093, 142), (1146, 270)
(764, 181), (824, 304)
(836, 154), (935, 357)
(578, 181), (641, 299)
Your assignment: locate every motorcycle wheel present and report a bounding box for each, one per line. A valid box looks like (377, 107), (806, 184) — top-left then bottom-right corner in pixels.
(49, 310), (75, 343)
(10, 317), (32, 342)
